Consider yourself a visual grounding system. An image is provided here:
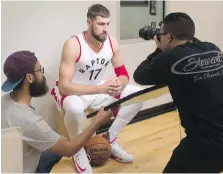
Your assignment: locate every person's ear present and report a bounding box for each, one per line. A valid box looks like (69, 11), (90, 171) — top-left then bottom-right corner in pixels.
(25, 73), (34, 83)
(87, 18), (91, 27)
(167, 33), (173, 43)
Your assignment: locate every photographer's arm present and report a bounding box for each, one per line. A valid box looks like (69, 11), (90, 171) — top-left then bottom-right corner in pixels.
(133, 50), (169, 86)
(143, 48), (162, 64)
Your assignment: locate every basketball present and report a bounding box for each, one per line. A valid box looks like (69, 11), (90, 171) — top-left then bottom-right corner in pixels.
(84, 135), (111, 166)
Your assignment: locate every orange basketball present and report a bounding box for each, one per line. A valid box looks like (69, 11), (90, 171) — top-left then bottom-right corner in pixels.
(84, 135), (111, 166)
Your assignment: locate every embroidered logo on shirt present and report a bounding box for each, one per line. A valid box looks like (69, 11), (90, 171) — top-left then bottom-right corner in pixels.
(171, 50), (223, 75)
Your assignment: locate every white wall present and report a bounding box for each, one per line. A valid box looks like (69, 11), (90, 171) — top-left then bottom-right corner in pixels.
(120, 1), (164, 40)
(1, 127), (23, 173)
(2, 1), (223, 129)
(167, 0), (223, 50)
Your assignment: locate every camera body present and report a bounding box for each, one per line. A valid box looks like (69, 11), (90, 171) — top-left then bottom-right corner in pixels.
(139, 26), (160, 40)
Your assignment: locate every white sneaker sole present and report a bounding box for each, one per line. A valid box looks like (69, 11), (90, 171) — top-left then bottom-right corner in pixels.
(111, 155), (133, 163)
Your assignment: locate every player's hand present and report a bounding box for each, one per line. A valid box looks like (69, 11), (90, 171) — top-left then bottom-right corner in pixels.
(95, 106), (112, 125)
(100, 77), (119, 94)
(108, 78), (123, 96)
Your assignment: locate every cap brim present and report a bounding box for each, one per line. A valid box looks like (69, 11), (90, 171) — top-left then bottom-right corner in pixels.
(1, 78), (24, 93)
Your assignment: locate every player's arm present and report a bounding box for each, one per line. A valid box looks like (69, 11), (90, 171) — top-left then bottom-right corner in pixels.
(58, 37), (108, 96)
(109, 35), (129, 88)
(49, 107), (112, 157)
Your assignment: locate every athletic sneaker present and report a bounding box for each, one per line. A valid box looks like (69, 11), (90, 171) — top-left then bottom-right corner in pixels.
(102, 133), (133, 163)
(73, 148), (92, 173)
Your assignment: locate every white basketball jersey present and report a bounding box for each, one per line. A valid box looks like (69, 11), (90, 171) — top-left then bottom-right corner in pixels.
(72, 32), (113, 85)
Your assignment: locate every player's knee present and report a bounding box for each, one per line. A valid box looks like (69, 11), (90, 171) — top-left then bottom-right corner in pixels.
(122, 84), (143, 110)
(63, 96), (85, 120)
(129, 100), (143, 111)
(135, 102), (143, 110)
(66, 105), (84, 117)
(131, 85), (143, 93)
(122, 84), (143, 97)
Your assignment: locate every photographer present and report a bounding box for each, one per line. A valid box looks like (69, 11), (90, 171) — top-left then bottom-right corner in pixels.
(134, 12), (223, 173)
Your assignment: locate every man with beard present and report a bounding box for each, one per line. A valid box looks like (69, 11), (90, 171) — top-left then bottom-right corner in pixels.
(1, 50), (112, 173)
(51, 4), (143, 173)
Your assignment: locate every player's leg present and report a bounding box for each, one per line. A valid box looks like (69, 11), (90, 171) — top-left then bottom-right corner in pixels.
(90, 84), (143, 163)
(62, 96), (92, 173)
(107, 84), (143, 162)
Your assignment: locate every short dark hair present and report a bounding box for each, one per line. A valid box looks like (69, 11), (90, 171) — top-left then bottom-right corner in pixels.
(87, 4), (110, 20)
(162, 12), (195, 40)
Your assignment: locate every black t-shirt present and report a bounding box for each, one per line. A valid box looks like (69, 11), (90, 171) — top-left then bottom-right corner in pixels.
(134, 41), (223, 147)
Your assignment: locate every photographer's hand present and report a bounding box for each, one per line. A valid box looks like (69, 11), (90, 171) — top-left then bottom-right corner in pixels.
(154, 35), (161, 49)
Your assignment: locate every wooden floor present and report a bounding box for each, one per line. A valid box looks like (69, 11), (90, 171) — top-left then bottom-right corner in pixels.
(51, 110), (186, 173)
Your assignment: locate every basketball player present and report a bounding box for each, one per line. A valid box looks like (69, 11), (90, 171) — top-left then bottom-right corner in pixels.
(134, 12), (223, 173)
(51, 4), (143, 173)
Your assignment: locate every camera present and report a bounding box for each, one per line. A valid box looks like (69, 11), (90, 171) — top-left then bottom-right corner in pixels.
(139, 26), (160, 40)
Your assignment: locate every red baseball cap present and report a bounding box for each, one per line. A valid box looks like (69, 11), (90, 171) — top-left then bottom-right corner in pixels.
(2, 50), (37, 92)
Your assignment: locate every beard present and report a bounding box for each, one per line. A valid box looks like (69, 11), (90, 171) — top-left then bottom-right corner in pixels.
(91, 28), (107, 43)
(30, 76), (49, 97)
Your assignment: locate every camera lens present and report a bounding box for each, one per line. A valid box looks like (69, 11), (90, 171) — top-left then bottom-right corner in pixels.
(139, 26), (160, 40)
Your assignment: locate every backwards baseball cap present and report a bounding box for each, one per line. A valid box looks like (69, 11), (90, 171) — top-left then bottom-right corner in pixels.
(2, 50), (37, 92)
